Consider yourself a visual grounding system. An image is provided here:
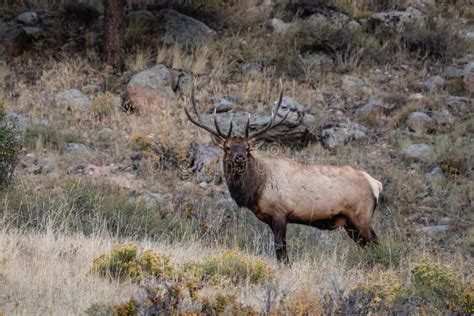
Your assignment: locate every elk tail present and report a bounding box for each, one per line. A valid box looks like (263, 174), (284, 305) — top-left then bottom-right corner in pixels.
(362, 172), (383, 213)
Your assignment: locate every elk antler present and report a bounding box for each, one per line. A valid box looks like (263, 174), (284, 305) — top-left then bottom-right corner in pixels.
(184, 81), (231, 139)
(246, 80), (290, 140)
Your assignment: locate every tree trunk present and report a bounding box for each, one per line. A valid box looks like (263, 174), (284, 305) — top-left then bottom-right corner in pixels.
(104, 0), (125, 73)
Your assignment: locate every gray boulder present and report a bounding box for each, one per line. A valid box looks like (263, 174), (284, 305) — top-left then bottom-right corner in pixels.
(433, 109), (454, 126)
(341, 75), (369, 94)
(367, 8), (423, 32)
(446, 96), (470, 115)
(265, 18), (291, 34)
(126, 64), (175, 111)
(16, 11), (39, 25)
(423, 75), (445, 91)
(22, 27), (44, 38)
(54, 89), (91, 111)
(401, 143), (433, 162)
(406, 112), (433, 133)
(64, 143), (89, 154)
(321, 122), (367, 149)
(27, 156), (55, 174)
(307, 9), (360, 30)
(463, 61), (474, 94)
(156, 9), (216, 47)
(126, 10), (156, 30)
(186, 142), (222, 184)
(356, 99), (392, 117)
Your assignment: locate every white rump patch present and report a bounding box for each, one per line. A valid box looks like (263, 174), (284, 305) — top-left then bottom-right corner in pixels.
(363, 172), (383, 201)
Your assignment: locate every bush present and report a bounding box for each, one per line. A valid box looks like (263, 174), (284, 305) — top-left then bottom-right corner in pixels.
(186, 250), (272, 285)
(411, 257), (463, 307)
(400, 19), (466, 61)
(91, 243), (173, 281)
(0, 108), (19, 188)
(359, 270), (407, 310)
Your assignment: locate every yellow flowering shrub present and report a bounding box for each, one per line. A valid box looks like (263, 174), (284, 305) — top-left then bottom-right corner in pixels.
(186, 250), (272, 285)
(411, 257), (462, 305)
(360, 270), (406, 309)
(91, 243), (173, 282)
(278, 288), (323, 315)
(128, 133), (156, 156)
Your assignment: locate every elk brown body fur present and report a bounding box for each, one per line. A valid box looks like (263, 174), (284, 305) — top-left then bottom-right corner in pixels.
(185, 84), (382, 264)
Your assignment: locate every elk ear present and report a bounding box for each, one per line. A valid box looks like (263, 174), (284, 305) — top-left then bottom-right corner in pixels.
(249, 139), (264, 151)
(211, 134), (225, 149)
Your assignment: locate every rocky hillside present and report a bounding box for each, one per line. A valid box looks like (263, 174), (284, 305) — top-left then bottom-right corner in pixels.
(0, 0), (473, 314)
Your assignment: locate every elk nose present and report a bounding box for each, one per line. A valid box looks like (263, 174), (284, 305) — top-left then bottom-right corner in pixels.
(234, 153), (246, 162)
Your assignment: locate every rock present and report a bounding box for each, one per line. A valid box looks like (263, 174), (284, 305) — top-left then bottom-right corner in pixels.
(423, 75), (445, 91)
(401, 144), (433, 162)
(134, 191), (169, 209)
(126, 65), (175, 111)
(341, 75), (369, 94)
(406, 112), (433, 133)
(54, 89), (91, 111)
(425, 165), (444, 182)
(22, 27), (43, 38)
(463, 62), (474, 94)
(307, 8), (360, 30)
(446, 96), (470, 115)
(16, 11), (38, 25)
(214, 198), (239, 212)
(5, 112), (31, 134)
(367, 9), (423, 32)
(27, 156), (55, 174)
(265, 18), (290, 34)
(64, 143), (89, 154)
(186, 142), (222, 184)
(432, 109), (454, 126)
(321, 122), (367, 149)
(126, 10), (156, 32)
(0, 23), (31, 57)
(465, 32), (474, 44)
(419, 225), (450, 234)
(156, 9), (216, 47)
(209, 98), (233, 113)
(242, 59), (265, 76)
(81, 84), (100, 94)
(356, 99), (392, 117)
(446, 65), (464, 79)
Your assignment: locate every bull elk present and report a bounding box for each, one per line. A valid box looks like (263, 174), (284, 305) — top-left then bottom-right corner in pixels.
(184, 83), (382, 264)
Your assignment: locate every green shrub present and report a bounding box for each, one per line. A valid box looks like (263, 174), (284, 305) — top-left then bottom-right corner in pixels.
(0, 107), (19, 188)
(23, 124), (82, 151)
(411, 257), (463, 306)
(91, 243), (173, 281)
(186, 250), (272, 285)
(400, 19), (466, 61)
(347, 238), (409, 268)
(0, 181), (179, 239)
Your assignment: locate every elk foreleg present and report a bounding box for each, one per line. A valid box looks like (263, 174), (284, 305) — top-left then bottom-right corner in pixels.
(270, 216), (289, 265)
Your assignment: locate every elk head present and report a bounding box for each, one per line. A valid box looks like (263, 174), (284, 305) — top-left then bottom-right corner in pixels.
(184, 82), (289, 174)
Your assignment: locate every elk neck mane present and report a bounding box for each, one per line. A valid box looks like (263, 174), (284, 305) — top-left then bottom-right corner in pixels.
(223, 155), (267, 209)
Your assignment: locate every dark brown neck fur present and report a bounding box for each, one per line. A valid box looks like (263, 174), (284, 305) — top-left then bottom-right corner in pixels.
(223, 155), (267, 210)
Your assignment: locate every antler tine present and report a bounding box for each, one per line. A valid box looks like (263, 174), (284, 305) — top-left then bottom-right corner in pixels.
(190, 80), (202, 121)
(245, 114), (250, 139)
(185, 79), (226, 139)
(227, 117), (233, 138)
(248, 82), (288, 140)
(213, 109), (227, 138)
